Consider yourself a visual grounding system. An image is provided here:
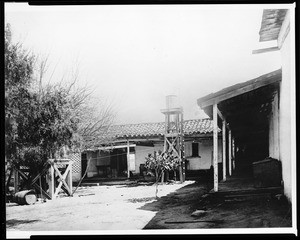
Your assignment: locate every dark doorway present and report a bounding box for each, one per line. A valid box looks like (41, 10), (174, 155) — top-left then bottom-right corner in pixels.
(81, 153), (87, 178)
(110, 148), (128, 178)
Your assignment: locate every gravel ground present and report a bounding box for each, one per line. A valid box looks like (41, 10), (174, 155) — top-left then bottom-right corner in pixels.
(6, 181), (195, 232)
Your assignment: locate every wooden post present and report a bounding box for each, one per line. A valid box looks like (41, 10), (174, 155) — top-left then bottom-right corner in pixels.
(47, 165), (55, 199)
(222, 120), (226, 181)
(180, 112), (185, 182)
(67, 162), (73, 196)
(273, 91), (280, 159)
(228, 130), (232, 176)
(14, 169), (19, 193)
(232, 137), (235, 171)
(164, 114), (168, 152)
(213, 104), (218, 192)
(127, 140), (130, 179)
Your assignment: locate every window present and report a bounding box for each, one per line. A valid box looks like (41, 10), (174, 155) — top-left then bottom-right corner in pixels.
(192, 142), (199, 157)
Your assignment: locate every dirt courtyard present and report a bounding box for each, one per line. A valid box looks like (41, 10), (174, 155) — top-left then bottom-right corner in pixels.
(6, 181), (194, 232)
(6, 179), (292, 236)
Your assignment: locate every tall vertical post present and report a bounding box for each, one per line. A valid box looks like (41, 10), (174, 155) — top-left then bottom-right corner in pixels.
(164, 114), (168, 152)
(228, 130), (232, 176)
(127, 140), (130, 179)
(69, 162), (73, 195)
(222, 120), (226, 181)
(14, 169), (19, 193)
(232, 137), (235, 171)
(47, 165), (55, 199)
(273, 91), (280, 159)
(213, 104), (218, 192)
(180, 112), (185, 182)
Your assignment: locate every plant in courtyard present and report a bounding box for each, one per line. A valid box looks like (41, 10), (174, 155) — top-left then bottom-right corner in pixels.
(145, 150), (180, 198)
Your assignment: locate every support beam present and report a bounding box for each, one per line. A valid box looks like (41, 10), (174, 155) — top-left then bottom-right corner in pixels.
(232, 137), (235, 171)
(180, 112), (185, 182)
(273, 91), (280, 159)
(127, 140), (130, 179)
(217, 108), (225, 121)
(222, 120), (226, 181)
(47, 165), (55, 199)
(14, 169), (19, 193)
(252, 46), (279, 54)
(228, 130), (232, 176)
(217, 107), (231, 130)
(213, 104), (218, 192)
(68, 162), (73, 195)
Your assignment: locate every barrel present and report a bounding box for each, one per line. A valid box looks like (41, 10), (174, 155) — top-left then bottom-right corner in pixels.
(14, 190), (37, 205)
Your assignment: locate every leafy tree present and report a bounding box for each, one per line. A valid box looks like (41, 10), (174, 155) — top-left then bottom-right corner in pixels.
(5, 23), (35, 167)
(5, 23), (115, 191)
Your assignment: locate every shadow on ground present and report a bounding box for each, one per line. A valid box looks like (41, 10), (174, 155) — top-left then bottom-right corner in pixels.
(140, 179), (292, 229)
(6, 219), (40, 228)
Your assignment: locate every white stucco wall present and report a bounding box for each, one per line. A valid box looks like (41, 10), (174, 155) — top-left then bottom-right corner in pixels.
(134, 144), (164, 174)
(84, 138), (222, 176)
(269, 92), (279, 160)
(278, 11), (294, 201)
(185, 138), (222, 170)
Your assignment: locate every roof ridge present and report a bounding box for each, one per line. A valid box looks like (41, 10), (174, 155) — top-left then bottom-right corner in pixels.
(112, 118), (211, 127)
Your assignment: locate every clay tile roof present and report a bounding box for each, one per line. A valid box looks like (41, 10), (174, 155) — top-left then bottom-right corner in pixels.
(106, 118), (217, 139)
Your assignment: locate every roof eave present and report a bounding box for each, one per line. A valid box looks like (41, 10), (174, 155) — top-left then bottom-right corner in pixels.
(197, 69), (282, 109)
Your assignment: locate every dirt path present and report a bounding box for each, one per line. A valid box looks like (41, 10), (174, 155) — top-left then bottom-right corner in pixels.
(6, 181), (194, 232)
(143, 180), (292, 229)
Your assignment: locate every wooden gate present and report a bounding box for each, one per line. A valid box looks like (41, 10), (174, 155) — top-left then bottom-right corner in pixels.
(13, 158), (73, 200)
(47, 158), (73, 199)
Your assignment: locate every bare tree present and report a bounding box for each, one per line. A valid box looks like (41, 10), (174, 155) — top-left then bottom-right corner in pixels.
(36, 53), (117, 153)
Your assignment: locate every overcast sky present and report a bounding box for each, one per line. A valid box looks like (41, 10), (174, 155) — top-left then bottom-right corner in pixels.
(5, 3), (283, 125)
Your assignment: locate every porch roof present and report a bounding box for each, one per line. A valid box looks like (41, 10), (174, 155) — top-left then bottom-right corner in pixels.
(197, 69), (281, 140)
(197, 69), (281, 110)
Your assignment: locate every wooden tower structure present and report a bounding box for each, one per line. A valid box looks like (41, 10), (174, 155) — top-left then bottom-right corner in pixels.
(161, 95), (185, 183)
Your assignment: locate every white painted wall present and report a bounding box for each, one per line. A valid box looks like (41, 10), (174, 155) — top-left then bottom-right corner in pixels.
(86, 151), (98, 178)
(84, 139), (220, 176)
(134, 144), (164, 174)
(269, 92), (279, 160)
(185, 138), (222, 170)
(278, 10), (294, 201)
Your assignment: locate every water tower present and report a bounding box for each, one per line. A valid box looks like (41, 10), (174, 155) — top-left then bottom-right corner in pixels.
(161, 95), (185, 182)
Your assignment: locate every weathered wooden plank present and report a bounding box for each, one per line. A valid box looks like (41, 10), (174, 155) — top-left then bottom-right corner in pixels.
(222, 120), (226, 181)
(252, 46), (279, 54)
(16, 169), (51, 199)
(213, 104), (218, 192)
(217, 108), (225, 121)
(228, 130), (232, 176)
(52, 163), (72, 196)
(127, 140), (130, 179)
